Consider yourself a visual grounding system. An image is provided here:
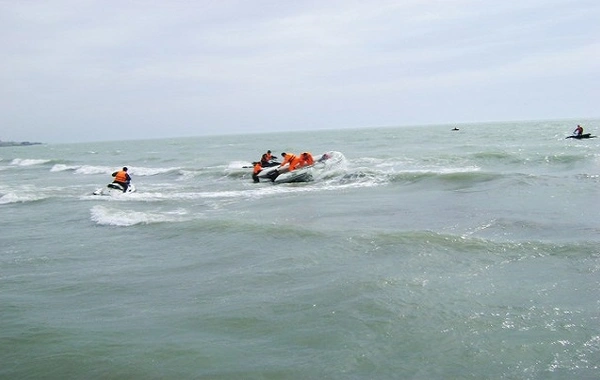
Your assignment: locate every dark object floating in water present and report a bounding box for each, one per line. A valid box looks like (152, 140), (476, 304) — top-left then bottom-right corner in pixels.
(566, 133), (596, 139)
(0, 140), (42, 147)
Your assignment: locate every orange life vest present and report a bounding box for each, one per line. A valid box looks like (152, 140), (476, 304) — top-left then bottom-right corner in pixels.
(114, 171), (129, 183)
(288, 156), (303, 171)
(281, 154), (297, 167)
(300, 152), (314, 166)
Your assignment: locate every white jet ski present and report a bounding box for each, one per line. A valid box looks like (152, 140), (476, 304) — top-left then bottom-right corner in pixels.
(273, 167), (314, 183)
(93, 182), (136, 195)
(257, 151), (343, 183)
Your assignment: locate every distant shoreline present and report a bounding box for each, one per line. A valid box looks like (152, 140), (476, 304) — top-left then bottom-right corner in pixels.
(0, 141), (43, 147)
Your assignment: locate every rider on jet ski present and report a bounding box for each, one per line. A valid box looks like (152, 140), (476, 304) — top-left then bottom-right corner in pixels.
(111, 167), (131, 192)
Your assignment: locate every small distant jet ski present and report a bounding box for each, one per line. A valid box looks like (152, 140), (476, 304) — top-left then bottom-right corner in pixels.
(566, 133), (596, 139)
(93, 182), (136, 195)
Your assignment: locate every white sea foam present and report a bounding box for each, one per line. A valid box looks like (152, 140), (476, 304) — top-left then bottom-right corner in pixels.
(398, 166), (481, 174)
(74, 165), (113, 175)
(228, 161), (251, 169)
(131, 166), (181, 176)
(71, 165), (181, 176)
(0, 191), (49, 205)
(89, 205), (188, 226)
(10, 158), (51, 166)
(50, 164), (80, 172)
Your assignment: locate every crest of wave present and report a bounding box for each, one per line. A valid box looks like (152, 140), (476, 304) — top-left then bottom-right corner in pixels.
(70, 165), (181, 176)
(0, 191), (48, 204)
(10, 158), (50, 166)
(314, 151), (347, 175)
(51, 164), (82, 172)
(129, 166), (181, 176)
(73, 165), (114, 175)
(90, 205), (186, 226)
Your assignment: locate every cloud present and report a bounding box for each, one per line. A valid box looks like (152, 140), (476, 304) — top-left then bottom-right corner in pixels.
(1, 0), (599, 142)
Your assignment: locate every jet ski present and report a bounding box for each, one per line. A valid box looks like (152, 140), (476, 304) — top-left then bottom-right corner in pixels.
(273, 167), (313, 183)
(256, 151), (342, 183)
(260, 159), (280, 167)
(566, 133), (596, 139)
(256, 164), (313, 183)
(93, 182), (136, 195)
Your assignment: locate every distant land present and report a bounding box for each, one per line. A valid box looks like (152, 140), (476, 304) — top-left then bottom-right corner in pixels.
(0, 140), (43, 147)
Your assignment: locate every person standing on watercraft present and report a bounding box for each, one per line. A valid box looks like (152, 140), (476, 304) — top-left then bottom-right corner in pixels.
(573, 124), (583, 137)
(112, 167), (131, 192)
(252, 161), (262, 183)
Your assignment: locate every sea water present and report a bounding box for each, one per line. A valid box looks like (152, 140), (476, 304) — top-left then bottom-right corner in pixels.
(1, 119), (599, 379)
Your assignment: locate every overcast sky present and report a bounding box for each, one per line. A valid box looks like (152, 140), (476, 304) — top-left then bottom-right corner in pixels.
(1, 0), (599, 143)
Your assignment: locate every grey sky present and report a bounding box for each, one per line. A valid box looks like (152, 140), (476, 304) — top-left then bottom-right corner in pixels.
(1, 0), (599, 143)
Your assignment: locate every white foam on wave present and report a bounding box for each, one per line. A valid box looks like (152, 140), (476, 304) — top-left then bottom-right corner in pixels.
(74, 165), (113, 175)
(178, 170), (202, 180)
(10, 158), (51, 166)
(89, 205), (188, 226)
(132, 166), (181, 176)
(399, 166), (481, 175)
(0, 191), (49, 205)
(228, 161), (251, 169)
(50, 164), (80, 172)
(224, 161), (253, 176)
(70, 165), (181, 176)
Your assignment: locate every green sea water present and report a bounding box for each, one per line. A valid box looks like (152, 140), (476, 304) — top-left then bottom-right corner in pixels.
(1, 119), (599, 379)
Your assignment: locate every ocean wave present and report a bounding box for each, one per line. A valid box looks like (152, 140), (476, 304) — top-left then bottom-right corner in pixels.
(10, 158), (52, 166)
(355, 229), (599, 258)
(131, 166), (183, 176)
(74, 165), (110, 175)
(334, 166), (491, 187)
(49, 164), (184, 176)
(0, 191), (50, 205)
(539, 154), (589, 165)
(470, 151), (525, 165)
(82, 186), (280, 203)
(469, 150), (595, 167)
(50, 164), (81, 172)
(89, 205), (188, 226)
(81, 176), (384, 204)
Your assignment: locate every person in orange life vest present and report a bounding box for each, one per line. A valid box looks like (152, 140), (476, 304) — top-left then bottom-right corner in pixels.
(279, 152), (304, 171)
(573, 124), (583, 137)
(252, 162), (262, 183)
(260, 153), (269, 167)
(299, 152), (314, 167)
(261, 150), (279, 167)
(111, 166), (131, 192)
(279, 152), (296, 169)
(289, 155), (304, 171)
